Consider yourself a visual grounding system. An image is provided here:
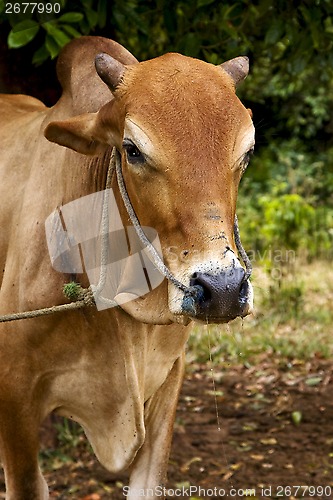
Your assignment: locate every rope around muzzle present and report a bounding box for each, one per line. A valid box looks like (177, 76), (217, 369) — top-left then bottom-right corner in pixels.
(115, 150), (190, 294)
(234, 214), (252, 281)
(114, 148), (207, 314)
(114, 149), (252, 311)
(0, 148), (252, 322)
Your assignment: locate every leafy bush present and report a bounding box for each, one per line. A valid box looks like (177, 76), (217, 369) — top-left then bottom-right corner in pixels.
(258, 194), (315, 250)
(239, 192), (333, 260)
(238, 138), (333, 260)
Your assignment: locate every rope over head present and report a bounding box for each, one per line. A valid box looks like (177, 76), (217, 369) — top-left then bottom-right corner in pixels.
(234, 214), (252, 281)
(114, 148), (252, 293)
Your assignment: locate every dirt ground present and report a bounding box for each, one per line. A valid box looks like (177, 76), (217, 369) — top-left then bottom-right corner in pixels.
(1, 357), (333, 500)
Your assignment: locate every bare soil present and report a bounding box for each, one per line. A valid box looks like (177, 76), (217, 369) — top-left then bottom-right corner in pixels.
(1, 357), (333, 500)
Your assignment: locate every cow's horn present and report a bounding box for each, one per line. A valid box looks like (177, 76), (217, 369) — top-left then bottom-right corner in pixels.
(220, 56), (249, 85)
(95, 53), (125, 92)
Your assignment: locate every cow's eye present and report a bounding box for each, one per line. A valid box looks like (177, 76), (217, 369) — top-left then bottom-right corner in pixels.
(123, 139), (144, 164)
(241, 147), (254, 172)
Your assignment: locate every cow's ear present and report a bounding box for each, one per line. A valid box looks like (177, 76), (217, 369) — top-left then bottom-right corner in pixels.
(44, 112), (111, 155)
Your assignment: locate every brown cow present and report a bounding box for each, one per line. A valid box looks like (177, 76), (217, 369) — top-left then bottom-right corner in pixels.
(0, 36), (254, 499)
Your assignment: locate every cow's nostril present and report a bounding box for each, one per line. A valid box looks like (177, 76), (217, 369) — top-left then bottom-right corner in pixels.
(239, 280), (249, 305)
(190, 273), (212, 302)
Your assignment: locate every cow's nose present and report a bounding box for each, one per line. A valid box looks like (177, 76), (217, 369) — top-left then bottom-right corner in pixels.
(182, 267), (250, 322)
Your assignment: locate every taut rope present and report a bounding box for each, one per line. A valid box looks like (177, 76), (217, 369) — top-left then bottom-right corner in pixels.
(0, 287), (95, 323)
(234, 214), (252, 281)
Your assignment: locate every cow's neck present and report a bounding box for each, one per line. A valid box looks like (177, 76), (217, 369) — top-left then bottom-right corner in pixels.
(59, 148), (112, 203)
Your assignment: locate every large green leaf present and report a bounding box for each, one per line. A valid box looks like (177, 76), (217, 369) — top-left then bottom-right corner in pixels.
(43, 22), (71, 47)
(97, 0), (108, 29)
(45, 33), (60, 58)
(85, 7), (99, 29)
(163, 8), (177, 34)
(61, 24), (82, 38)
(264, 19), (285, 45)
(58, 12), (84, 23)
(32, 44), (49, 66)
(197, 0), (215, 7)
(7, 20), (39, 48)
(324, 16), (333, 34)
(181, 32), (201, 57)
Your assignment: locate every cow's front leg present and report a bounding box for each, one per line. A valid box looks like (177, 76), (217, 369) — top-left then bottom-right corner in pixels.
(0, 410), (48, 500)
(127, 355), (184, 500)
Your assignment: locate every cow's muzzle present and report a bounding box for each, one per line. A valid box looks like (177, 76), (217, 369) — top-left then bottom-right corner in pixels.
(182, 267), (251, 322)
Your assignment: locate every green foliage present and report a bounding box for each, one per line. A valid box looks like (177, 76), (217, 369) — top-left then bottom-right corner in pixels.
(259, 194), (315, 250)
(40, 417), (89, 468)
(239, 192), (333, 260)
(1, 1), (333, 74)
(238, 137), (333, 259)
(246, 140), (333, 206)
(54, 418), (85, 450)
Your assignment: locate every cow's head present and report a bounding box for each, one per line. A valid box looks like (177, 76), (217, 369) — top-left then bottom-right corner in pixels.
(45, 50), (255, 326)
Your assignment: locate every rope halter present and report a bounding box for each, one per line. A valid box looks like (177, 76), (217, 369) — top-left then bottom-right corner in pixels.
(114, 149), (252, 314)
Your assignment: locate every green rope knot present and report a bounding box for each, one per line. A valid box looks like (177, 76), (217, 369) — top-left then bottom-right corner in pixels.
(63, 282), (82, 301)
(63, 282), (96, 307)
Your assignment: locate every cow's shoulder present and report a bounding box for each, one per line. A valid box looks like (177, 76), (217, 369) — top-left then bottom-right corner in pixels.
(55, 36), (138, 115)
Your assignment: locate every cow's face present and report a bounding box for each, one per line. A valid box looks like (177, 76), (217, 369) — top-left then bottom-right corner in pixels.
(45, 52), (254, 325)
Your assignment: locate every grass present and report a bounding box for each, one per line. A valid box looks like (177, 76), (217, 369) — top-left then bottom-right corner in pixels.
(187, 259), (333, 367)
(39, 418), (89, 470)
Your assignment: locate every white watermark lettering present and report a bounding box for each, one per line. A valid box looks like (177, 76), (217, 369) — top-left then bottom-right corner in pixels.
(122, 485), (256, 497)
(45, 188), (164, 310)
